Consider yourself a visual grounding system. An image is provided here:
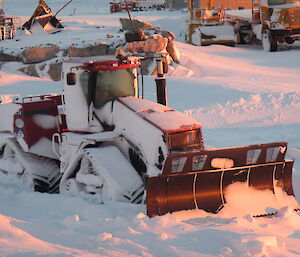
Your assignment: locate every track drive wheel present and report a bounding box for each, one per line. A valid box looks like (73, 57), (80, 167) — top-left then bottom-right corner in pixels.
(60, 147), (144, 204)
(262, 29), (277, 52)
(60, 154), (108, 204)
(0, 142), (60, 193)
(21, 170), (35, 191)
(0, 144), (34, 191)
(0, 144), (23, 173)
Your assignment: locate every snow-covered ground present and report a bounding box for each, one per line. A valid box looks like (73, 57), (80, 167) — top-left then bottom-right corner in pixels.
(1, 0), (300, 256)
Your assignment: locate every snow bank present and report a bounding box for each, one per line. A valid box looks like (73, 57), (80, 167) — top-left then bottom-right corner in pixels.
(220, 182), (299, 218)
(186, 91), (300, 128)
(0, 1), (300, 256)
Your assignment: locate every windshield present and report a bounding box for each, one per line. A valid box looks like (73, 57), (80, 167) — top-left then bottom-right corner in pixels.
(268, 0), (299, 5)
(167, 129), (203, 152)
(80, 68), (136, 108)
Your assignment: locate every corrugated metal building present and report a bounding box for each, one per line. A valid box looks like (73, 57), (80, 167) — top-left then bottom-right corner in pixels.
(166, 0), (252, 9)
(0, 0), (4, 15)
(200, 0), (252, 9)
(165, 0), (188, 9)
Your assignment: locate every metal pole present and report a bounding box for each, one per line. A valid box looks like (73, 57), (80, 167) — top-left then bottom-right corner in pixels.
(54, 0), (73, 17)
(125, 0), (134, 30)
(155, 59), (167, 106)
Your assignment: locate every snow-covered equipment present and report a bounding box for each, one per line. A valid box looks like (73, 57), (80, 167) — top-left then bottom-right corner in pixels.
(186, 1), (237, 46)
(110, 0), (165, 13)
(0, 0), (21, 40)
(0, 17), (18, 40)
(22, 0), (64, 33)
(147, 142), (294, 217)
(0, 51), (295, 217)
(226, 0), (300, 51)
(110, 0), (133, 12)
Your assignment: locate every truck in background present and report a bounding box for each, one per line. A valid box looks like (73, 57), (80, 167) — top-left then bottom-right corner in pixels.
(187, 0), (300, 51)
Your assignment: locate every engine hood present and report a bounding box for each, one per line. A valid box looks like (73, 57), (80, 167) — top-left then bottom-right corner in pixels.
(118, 96), (202, 134)
(271, 5), (300, 28)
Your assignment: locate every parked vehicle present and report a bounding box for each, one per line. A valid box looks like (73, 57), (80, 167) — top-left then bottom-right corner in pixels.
(0, 52), (295, 217)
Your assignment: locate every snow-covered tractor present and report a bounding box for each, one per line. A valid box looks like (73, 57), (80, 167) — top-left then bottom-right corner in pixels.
(0, 52), (295, 217)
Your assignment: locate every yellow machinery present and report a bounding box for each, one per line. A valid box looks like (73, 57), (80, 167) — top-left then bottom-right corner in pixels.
(253, 0), (300, 51)
(226, 0), (300, 51)
(186, 0), (237, 46)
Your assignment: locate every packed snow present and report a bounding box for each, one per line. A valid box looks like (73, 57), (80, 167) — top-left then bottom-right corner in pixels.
(1, 0), (300, 256)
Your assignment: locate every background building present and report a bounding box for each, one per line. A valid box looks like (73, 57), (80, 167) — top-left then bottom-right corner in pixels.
(166, 0), (252, 9)
(0, 0), (4, 15)
(200, 0), (252, 9)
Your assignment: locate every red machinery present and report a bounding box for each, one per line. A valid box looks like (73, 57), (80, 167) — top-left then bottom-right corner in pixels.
(0, 53), (296, 217)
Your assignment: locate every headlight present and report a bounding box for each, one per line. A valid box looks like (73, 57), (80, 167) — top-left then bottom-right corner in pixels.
(15, 118), (24, 129)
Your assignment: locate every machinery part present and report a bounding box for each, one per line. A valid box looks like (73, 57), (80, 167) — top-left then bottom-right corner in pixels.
(239, 30), (254, 44)
(225, 1), (300, 51)
(0, 143), (24, 174)
(262, 29), (278, 52)
(21, 170), (35, 191)
(186, 0), (237, 47)
(60, 154), (108, 204)
(191, 29), (202, 46)
(235, 21), (253, 44)
(0, 144), (35, 191)
(60, 145), (144, 204)
(192, 24), (237, 46)
(155, 59), (167, 106)
(285, 37), (296, 44)
(0, 138), (61, 193)
(147, 142), (294, 217)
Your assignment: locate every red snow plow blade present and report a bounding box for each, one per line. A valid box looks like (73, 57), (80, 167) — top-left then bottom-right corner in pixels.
(146, 142), (294, 218)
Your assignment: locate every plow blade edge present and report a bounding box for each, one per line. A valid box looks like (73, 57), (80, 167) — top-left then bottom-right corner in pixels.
(146, 142), (294, 218)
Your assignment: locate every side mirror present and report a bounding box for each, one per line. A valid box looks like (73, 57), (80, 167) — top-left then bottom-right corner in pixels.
(67, 72), (76, 85)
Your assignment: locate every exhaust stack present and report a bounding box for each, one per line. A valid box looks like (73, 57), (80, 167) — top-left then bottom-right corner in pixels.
(155, 59), (167, 106)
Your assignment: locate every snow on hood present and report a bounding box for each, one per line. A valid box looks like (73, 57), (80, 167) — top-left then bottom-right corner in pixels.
(119, 96), (202, 133)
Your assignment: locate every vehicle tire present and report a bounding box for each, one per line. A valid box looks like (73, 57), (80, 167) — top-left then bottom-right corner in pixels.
(262, 29), (277, 52)
(0, 144), (35, 190)
(285, 37), (295, 44)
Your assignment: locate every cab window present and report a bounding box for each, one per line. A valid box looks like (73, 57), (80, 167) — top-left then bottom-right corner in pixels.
(80, 68), (135, 108)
